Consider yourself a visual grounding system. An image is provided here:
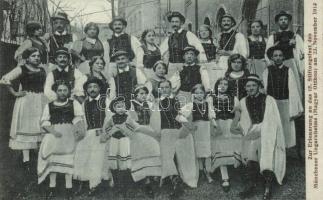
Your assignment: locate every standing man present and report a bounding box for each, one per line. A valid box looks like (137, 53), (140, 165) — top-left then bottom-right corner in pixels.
(216, 14), (249, 78)
(159, 11), (207, 78)
(44, 47), (87, 103)
(265, 11), (304, 98)
(237, 74), (286, 200)
(48, 12), (76, 67)
(103, 17), (141, 67)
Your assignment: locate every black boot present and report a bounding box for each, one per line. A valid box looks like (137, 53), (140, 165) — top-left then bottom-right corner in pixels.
(65, 188), (74, 200)
(144, 178), (155, 199)
(45, 187), (55, 200)
(263, 170), (274, 200)
(169, 176), (184, 199)
(73, 181), (84, 196)
(239, 161), (258, 199)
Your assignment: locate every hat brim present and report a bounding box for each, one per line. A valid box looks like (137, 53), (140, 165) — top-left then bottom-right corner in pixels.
(245, 78), (264, 87)
(183, 49), (200, 56)
(275, 14), (292, 22)
(83, 79), (104, 92)
(111, 52), (129, 61)
(109, 19), (127, 30)
(266, 46), (284, 59)
(220, 16), (237, 27)
(51, 17), (70, 23)
(167, 14), (186, 23)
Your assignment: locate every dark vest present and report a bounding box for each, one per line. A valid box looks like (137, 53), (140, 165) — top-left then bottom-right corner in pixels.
(248, 37), (266, 59)
(49, 100), (74, 124)
(80, 38), (104, 60)
(111, 113), (128, 139)
(84, 96), (106, 130)
(159, 97), (181, 130)
(19, 65), (46, 93)
(108, 33), (135, 61)
(52, 67), (75, 89)
(192, 102), (209, 121)
(266, 65), (289, 100)
(168, 30), (189, 63)
(246, 93), (267, 124)
(226, 73), (249, 100)
(212, 95), (235, 120)
(201, 42), (217, 61)
(219, 30), (237, 51)
(132, 101), (151, 125)
(30, 38), (48, 64)
(49, 34), (73, 63)
(114, 66), (137, 102)
(274, 31), (295, 59)
(179, 64), (202, 92)
(141, 44), (161, 69)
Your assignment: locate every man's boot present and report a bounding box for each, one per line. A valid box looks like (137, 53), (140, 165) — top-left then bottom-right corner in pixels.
(263, 170), (274, 200)
(239, 161), (258, 199)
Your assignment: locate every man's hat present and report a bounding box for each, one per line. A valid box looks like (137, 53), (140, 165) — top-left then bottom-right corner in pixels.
(183, 45), (199, 55)
(266, 46), (284, 59)
(83, 76), (105, 92)
(167, 11), (185, 23)
(275, 11), (292, 23)
(220, 14), (237, 26)
(111, 50), (129, 61)
(109, 96), (131, 113)
(54, 47), (70, 57)
(245, 74), (263, 87)
(109, 17), (127, 30)
(51, 12), (70, 23)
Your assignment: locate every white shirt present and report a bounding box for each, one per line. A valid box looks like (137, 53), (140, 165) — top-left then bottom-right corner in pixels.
(44, 66), (87, 101)
(159, 28), (208, 63)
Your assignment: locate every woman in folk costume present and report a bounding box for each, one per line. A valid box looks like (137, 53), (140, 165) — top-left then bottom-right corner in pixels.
(14, 21), (49, 67)
(0, 47), (48, 171)
(86, 56), (116, 97)
(247, 20), (268, 79)
(128, 84), (162, 197)
(152, 79), (198, 198)
(73, 77), (112, 196)
(178, 84), (214, 184)
(38, 80), (86, 199)
(137, 29), (162, 79)
(170, 45), (210, 107)
(148, 60), (168, 99)
(216, 14), (249, 79)
(100, 96), (161, 198)
(237, 74), (286, 200)
(198, 24), (220, 87)
(225, 54), (250, 100)
(263, 46), (303, 148)
(209, 77), (242, 192)
(71, 22), (107, 74)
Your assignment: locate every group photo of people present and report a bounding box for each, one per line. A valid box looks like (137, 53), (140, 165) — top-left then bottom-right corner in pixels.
(0, 1), (305, 199)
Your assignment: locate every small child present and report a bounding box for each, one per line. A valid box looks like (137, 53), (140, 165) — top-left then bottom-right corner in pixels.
(38, 80), (86, 199)
(178, 84), (214, 184)
(101, 95), (161, 198)
(225, 53), (250, 99)
(210, 77), (242, 192)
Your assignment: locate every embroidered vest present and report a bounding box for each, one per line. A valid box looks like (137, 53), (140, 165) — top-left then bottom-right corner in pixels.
(168, 30), (189, 63)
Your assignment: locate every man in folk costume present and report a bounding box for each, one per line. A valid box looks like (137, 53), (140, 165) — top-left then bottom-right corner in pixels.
(38, 80), (86, 199)
(49, 12), (76, 69)
(73, 77), (112, 196)
(216, 14), (249, 78)
(170, 45), (210, 106)
(159, 11), (207, 78)
(263, 46), (303, 148)
(265, 11), (304, 99)
(108, 50), (149, 103)
(151, 79), (198, 198)
(44, 47), (87, 103)
(237, 74), (286, 200)
(103, 17), (141, 67)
